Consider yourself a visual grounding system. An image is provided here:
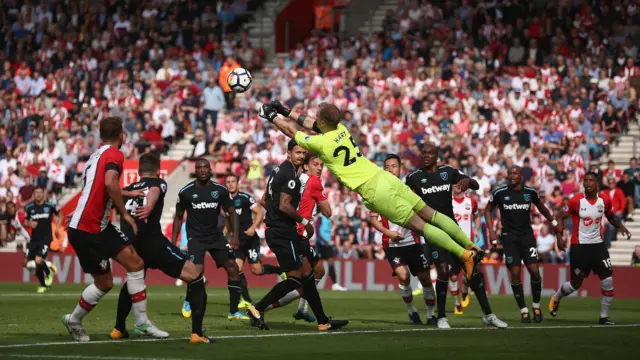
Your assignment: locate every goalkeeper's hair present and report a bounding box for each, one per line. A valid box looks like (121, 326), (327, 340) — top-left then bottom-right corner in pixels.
(318, 103), (341, 127)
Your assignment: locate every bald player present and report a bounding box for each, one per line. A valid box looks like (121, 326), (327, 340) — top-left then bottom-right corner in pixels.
(485, 166), (558, 323)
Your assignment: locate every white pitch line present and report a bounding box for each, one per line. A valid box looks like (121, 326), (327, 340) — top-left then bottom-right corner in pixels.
(0, 293), (218, 298)
(2, 355), (188, 360)
(0, 324), (638, 349)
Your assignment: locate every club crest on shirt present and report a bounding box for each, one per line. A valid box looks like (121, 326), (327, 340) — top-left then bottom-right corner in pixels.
(211, 191), (219, 200)
(440, 172), (448, 181)
(43, 207), (50, 213)
(234, 199), (241, 207)
(597, 204), (604, 213)
(523, 194), (531, 202)
(421, 178), (428, 183)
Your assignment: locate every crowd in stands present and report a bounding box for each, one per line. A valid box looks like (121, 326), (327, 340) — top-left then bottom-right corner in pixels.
(0, 0), (263, 247)
(2, 0), (640, 265)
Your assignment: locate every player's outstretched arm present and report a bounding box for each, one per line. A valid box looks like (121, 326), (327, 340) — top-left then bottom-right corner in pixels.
(270, 100), (319, 132)
(172, 204), (185, 246)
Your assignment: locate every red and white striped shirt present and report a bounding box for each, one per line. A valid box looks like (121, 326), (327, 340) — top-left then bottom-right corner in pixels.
(69, 145), (124, 233)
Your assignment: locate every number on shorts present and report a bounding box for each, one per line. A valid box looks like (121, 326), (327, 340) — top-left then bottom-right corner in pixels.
(249, 249), (258, 260)
(602, 258), (612, 269)
(41, 245), (48, 255)
(420, 254), (429, 267)
(529, 247), (538, 258)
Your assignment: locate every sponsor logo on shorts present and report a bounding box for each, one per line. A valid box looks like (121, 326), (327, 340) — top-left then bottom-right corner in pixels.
(506, 256), (513, 264)
(440, 172), (448, 181)
(393, 257), (400, 264)
(189, 255), (195, 262)
(99, 260), (109, 271)
(192, 202), (219, 209)
(421, 184), (451, 194)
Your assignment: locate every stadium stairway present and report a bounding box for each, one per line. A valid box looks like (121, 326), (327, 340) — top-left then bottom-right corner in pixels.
(357, 0), (397, 36)
(603, 121), (640, 265)
(245, 0), (283, 85)
(159, 135), (196, 233)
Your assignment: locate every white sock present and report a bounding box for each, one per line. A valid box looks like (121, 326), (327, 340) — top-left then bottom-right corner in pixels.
(70, 284), (106, 324)
(26, 260), (36, 274)
(297, 298), (307, 312)
(600, 277), (614, 319)
(555, 282), (576, 301)
(46, 260), (53, 268)
(399, 284), (416, 313)
(266, 289), (301, 311)
(423, 283), (436, 318)
(520, 307), (529, 314)
(127, 271), (149, 326)
(532, 302), (540, 309)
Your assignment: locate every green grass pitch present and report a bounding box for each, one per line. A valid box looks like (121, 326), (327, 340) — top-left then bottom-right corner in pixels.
(0, 283), (637, 359)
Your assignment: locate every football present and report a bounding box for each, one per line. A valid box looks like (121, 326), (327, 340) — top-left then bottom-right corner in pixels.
(227, 67), (252, 93)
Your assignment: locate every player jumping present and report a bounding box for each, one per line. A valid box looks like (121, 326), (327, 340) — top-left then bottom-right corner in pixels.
(173, 157), (249, 333)
(62, 117), (166, 342)
(405, 144), (507, 329)
(246, 140), (348, 331)
(260, 101), (483, 281)
(224, 173), (282, 309)
(262, 153), (333, 322)
(110, 153), (206, 343)
(485, 166), (558, 323)
(23, 187), (62, 293)
(370, 154), (437, 325)
(549, 172), (631, 325)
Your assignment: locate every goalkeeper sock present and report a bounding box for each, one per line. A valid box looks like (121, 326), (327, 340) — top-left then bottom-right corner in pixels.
(422, 223), (465, 258)
(430, 211), (475, 249)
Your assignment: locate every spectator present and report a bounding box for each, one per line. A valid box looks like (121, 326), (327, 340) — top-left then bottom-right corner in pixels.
(601, 177), (627, 247)
(617, 173), (635, 222)
(624, 158), (640, 207)
(537, 225), (557, 264)
(602, 160), (623, 184)
(334, 216), (356, 259)
(202, 78), (226, 130)
(632, 246), (640, 267)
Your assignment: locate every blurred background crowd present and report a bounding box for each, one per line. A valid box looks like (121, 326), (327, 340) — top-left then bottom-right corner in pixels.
(1, 0), (640, 265)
